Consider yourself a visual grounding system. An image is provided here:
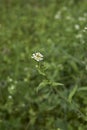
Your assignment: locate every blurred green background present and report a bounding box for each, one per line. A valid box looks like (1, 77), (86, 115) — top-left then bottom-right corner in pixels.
(0, 0), (87, 130)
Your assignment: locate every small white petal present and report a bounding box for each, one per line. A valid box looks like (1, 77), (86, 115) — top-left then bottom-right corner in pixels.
(31, 52), (44, 62)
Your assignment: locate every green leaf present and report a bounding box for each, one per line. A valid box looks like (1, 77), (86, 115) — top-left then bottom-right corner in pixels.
(52, 82), (64, 87)
(68, 85), (78, 103)
(78, 87), (87, 91)
(38, 69), (46, 76)
(36, 80), (49, 92)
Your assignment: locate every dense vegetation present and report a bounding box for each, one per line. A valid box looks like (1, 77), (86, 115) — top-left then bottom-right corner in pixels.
(0, 0), (87, 130)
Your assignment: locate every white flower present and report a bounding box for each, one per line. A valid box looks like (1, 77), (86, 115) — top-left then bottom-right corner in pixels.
(78, 17), (86, 21)
(8, 95), (12, 99)
(75, 24), (80, 30)
(76, 33), (83, 38)
(84, 27), (87, 30)
(31, 52), (43, 62)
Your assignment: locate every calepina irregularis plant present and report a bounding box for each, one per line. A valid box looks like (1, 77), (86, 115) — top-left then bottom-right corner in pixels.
(31, 52), (63, 91)
(31, 52), (87, 121)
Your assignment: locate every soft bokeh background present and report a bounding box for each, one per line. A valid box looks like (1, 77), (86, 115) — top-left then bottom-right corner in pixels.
(0, 0), (87, 130)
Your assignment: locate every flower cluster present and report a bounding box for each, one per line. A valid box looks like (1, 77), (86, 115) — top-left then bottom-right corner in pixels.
(31, 52), (43, 62)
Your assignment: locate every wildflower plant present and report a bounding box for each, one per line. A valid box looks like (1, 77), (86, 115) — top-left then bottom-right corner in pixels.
(31, 52), (46, 76)
(31, 52), (63, 93)
(31, 51), (87, 130)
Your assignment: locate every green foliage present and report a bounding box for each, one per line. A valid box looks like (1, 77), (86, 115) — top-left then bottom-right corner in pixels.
(0, 0), (87, 130)
(68, 85), (78, 103)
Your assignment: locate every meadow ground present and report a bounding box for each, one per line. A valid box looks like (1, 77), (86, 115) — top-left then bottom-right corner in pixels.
(0, 0), (87, 130)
